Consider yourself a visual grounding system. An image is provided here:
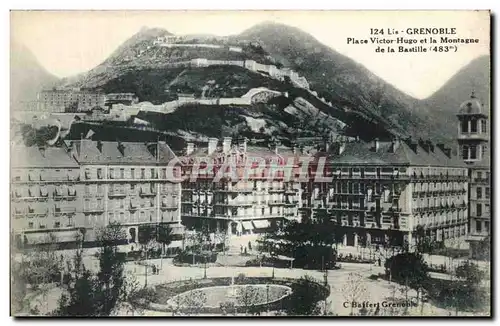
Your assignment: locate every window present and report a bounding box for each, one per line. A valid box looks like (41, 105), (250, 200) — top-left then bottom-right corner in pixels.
(109, 168), (114, 179)
(120, 168), (125, 179)
(481, 145), (486, 157)
(477, 187), (482, 199)
(462, 146), (468, 160)
(461, 120), (468, 133)
(97, 168), (103, 179)
(141, 168), (145, 179)
(28, 222), (34, 229)
(131, 168), (135, 179)
(470, 119), (478, 133)
(486, 187), (490, 199)
(477, 171), (482, 179)
(485, 221), (490, 233)
(481, 120), (487, 133)
(470, 146), (477, 159)
(476, 220), (482, 233)
(54, 222), (60, 228)
(151, 168), (155, 178)
(476, 203), (482, 217)
(85, 184), (90, 195)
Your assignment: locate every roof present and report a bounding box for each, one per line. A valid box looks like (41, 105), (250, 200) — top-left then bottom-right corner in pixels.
(11, 145), (78, 168)
(326, 140), (467, 168)
(67, 140), (177, 165)
(458, 93), (487, 116)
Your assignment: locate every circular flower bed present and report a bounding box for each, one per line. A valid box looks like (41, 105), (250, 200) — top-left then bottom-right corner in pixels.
(130, 276), (329, 315)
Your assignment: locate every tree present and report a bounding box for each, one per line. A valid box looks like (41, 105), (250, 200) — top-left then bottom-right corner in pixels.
(341, 272), (367, 315)
(156, 222), (173, 269)
(54, 223), (128, 316)
(285, 275), (323, 316)
(384, 252), (429, 306)
(138, 224), (157, 287)
(237, 286), (262, 316)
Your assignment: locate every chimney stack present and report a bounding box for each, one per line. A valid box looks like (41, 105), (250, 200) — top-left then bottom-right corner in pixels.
(208, 138), (218, 155)
(222, 137), (232, 154)
(391, 138), (400, 153)
(373, 138), (380, 152)
(186, 142), (195, 155)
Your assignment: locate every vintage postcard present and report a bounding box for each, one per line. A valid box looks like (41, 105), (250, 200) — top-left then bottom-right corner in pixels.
(10, 10), (491, 317)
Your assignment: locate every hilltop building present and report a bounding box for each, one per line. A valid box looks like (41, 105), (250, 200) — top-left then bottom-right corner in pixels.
(457, 92), (491, 259)
(37, 89), (106, 113)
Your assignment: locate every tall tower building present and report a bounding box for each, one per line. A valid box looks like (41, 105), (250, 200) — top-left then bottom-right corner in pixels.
(457, 91), (490, 259)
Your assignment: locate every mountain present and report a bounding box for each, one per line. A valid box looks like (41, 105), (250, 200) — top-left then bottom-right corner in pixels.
(234, 22), (435, 139)
(10, 41), (58, 110)
(422, 55), (490, 139)
(61, 23), (481, 143)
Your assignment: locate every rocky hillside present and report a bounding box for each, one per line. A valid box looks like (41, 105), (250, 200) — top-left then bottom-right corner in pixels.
(234, 22), (435, 139)
(59, 23), (487, 143)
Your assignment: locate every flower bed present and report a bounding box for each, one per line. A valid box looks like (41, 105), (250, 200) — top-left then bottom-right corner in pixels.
(130, 276), (329, 315)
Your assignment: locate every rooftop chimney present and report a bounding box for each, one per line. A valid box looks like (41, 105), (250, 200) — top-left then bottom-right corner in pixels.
(208, 138), (218, 155)
(186, 142), (195, 155)
(372, 138), (380, 152)
(391, 138), (400, 153)
(222, 137), (232, 154)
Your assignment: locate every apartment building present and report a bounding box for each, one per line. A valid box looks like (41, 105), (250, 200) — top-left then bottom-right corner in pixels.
(180, 137), (302, 236)
(11, 140), (183, 249)
(37, 89), (106, 113)
(302, 138), (469, 248)
(457, 92), (491, 258)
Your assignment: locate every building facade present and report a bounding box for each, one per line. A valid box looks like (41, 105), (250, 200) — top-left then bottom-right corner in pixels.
(11, 140), (183, 249)
(457, 92), (491, 259)
(37, 89), (106, 113)
(300, 139), (469, 248)
(180, 137), (302, 236)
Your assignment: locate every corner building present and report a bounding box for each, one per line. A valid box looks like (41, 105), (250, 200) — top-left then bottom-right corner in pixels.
(303, 139), (469, 248)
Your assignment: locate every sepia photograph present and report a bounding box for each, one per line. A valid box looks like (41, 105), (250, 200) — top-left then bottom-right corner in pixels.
(9, 10), (491, 317)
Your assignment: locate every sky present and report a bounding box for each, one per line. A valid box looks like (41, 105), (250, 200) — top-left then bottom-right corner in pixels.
(10, 10), (490, 99)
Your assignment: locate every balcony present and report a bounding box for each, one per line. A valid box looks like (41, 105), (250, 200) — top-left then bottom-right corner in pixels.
(54, 191), (77, 201)
(108, 192), (127, 198)
(54, 207), (76, 216)
(474, 178), (490, 184)
(139, 190), (157, 198)
(284, 188), (297, 194)
(13, 194), (49, 202)
(268, 188), (284, 193)
(83, 207), (105, 214)
(161, 203), (178, 210)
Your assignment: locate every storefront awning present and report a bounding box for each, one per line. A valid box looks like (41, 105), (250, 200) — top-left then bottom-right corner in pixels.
(241, 221), (254, 230)
(252, 220), (270, 229)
